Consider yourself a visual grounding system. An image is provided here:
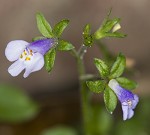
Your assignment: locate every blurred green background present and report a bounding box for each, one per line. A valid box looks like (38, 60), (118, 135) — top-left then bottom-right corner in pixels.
(0, 0), (150, 135)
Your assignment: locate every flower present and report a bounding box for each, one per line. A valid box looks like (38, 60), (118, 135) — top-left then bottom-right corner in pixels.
(112, 23), (121, 32)
(108, 79), (139, 120)
(5, 38), (56, 78)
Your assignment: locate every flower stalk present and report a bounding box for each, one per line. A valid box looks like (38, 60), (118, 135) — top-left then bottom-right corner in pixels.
(72, 45), (92, 135)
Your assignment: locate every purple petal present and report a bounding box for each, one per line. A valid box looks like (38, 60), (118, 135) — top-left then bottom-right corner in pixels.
(108, 79), (134, 102)
(108, 79), (120, 94)
(109, 79), (139, 120)
(5, 40), (28, 62)
(128, 108), (134, 119)
(132, 94), (139, 109)
(121, 102), (129, 121)
(23, 53), (44, 78)
(8, 60), (25, 77)
(28, 38), (56, 55)
(118, 87), (134, 103)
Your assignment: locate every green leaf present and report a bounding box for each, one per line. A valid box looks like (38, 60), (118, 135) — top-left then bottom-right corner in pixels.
(116, 77), (138, 90)
(0, 84), (38, 123)
(104, 85), (117, 114)
(94, 58), (109, 78)
(44, 48), (56, 73)
(41, 126), (77, 135)
(53, 19), (69, 38)
(104, 32), (127, 38)
(83, 24), (91, 37)
(109, 53), (126, 79)
(57, 40), (74, 51)
(32, 36), (46, 41)
(36, 12), (53, 38)
(86, 80), (106, 93)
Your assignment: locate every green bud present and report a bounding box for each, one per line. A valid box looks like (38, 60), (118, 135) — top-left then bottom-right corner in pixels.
(83, 24), (94, 46)
(94, 10), (126, 39)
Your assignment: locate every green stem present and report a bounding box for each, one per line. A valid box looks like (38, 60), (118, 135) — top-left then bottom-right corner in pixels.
(72, 46), (90, 135)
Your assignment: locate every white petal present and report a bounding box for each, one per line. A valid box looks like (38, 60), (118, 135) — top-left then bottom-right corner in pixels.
(132, 94), (139, 109)
(8, 60), (25, 77)
(23, 53), (44, 78)
(128, 109), (134, 119)
(121, 102), (129, 121)
(5, 40), (29, 62)
(108, 79), (121, 94)
(112, 23), (121, 32)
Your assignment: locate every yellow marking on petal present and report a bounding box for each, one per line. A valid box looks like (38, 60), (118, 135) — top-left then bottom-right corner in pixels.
(25, 57), (31, 61)
(20, 54), (23, 58)
(30, 50), (33, 55)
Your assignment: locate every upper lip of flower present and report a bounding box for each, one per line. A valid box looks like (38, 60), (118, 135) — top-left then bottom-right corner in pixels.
(108, 79), (139, 120)
(5, 39), (55, 78)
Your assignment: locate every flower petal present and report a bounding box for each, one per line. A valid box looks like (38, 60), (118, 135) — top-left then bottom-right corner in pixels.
(132, 94), (139, 109)
(121, 102), (129, 120)
(128, 108), (134, 119)
(28, 39), (56, 55)
(23, 53), (44, 78)
(8, 60), (25, 77)
(5, 40), (29, 62)
(108, 79), (121, 94)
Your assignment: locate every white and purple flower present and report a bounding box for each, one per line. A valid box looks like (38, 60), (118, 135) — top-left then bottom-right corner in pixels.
(5, 38), (56, 78)
(108, 79), (139, 120)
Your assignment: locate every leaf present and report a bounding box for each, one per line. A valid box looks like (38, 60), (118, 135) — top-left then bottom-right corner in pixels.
(32, 36), (46, 41)
(0, 84), (38, 123)
(36, 12), (53, 38)
(109, 53), (126, 79)
(104, 32), (127, 38)
(83, 24), (91, 37)
(94, 58), (109, 78)
(86, 80), (106, 93)
(41, 126), (77, 135)
(44, 48), (56, 73)
(57, 40), (74, 51)
(116, 77), (138, 90)
(53, 19), (69, 38)
(104, 85), (117, 114)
